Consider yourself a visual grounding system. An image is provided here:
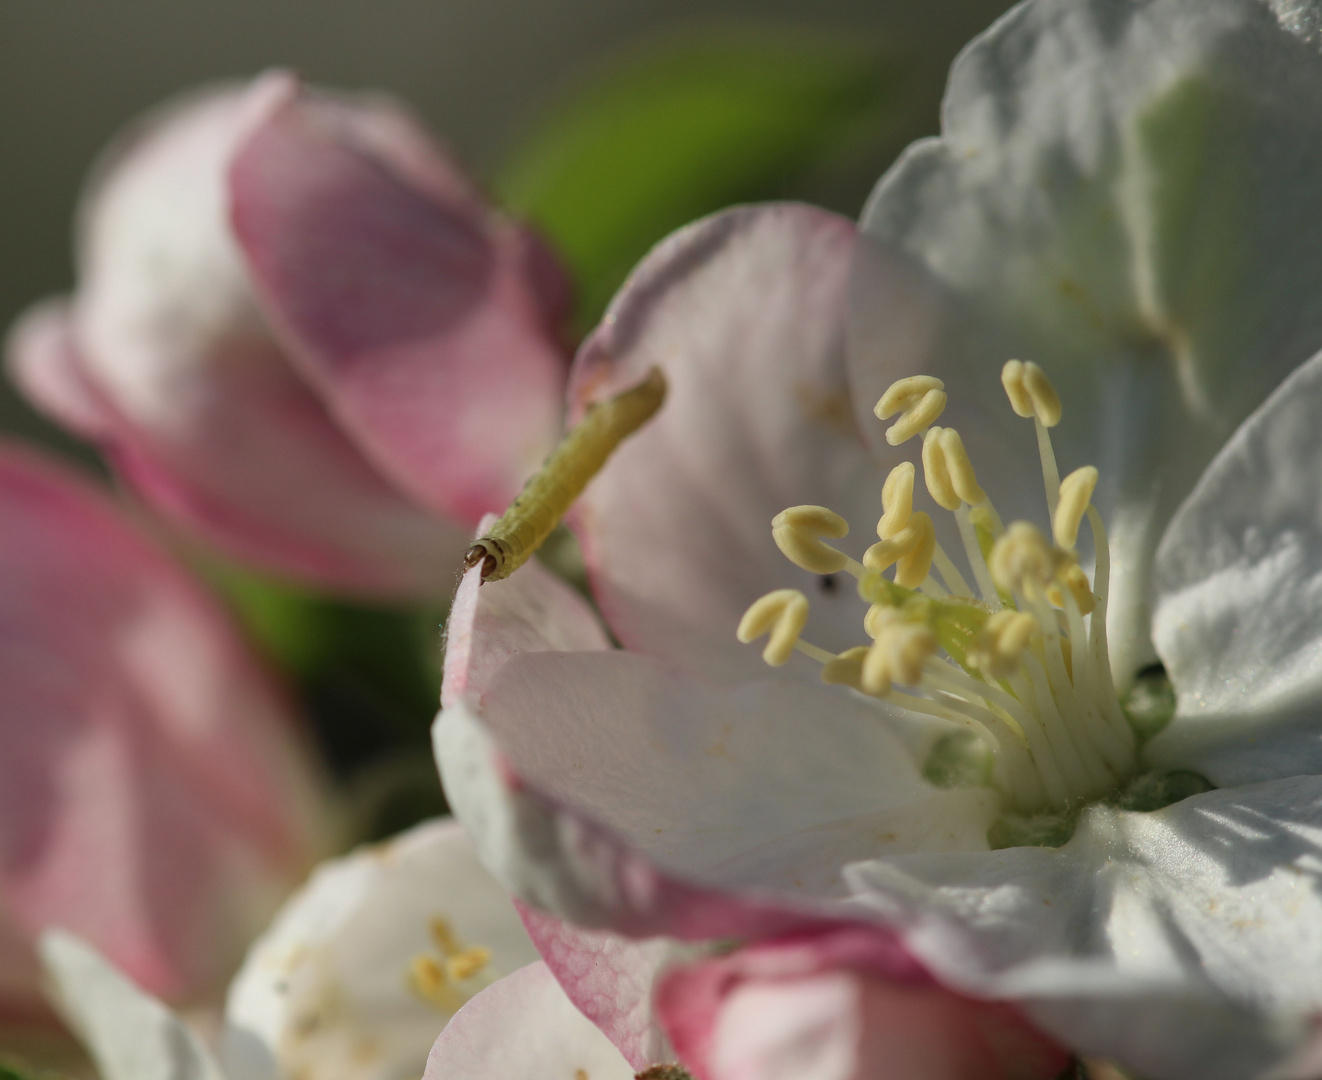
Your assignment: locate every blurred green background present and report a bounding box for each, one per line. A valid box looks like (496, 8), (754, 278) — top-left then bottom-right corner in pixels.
(0, 0), (1015, 838)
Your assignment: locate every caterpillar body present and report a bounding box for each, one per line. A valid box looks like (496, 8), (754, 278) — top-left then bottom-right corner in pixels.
(465, 366), (667, 582)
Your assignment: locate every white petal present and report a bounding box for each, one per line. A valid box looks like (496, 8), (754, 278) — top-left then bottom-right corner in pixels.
(441, 549), (610, 710)
(39, 931), (223, 1080)
(843, 777), (1322, 1079)
(1148, 349), (1322, 785)
(570, 204), (887, 680)
(437, 650), (996, 929)
(423, 962), (633, 1080)
(858, 0), (1322, 679)
(220, 818), (538, 1080)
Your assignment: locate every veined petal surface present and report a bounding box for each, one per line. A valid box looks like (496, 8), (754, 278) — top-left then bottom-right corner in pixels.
(857, 0), (1322, 678)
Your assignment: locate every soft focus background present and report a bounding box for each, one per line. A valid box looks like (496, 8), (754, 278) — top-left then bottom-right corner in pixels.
(2, 0), (1014, 444)
(0, 0), (1014, 836)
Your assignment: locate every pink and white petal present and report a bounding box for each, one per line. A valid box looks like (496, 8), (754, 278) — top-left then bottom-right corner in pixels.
(40, 931), (223, 1080)
(230, 84), (569, 526)
(0, 445), (324, 1008)
(441, 548), (610, 710)
(657, 929), (1065, 1080)
(438, 697), (842, 941)
(519, 903), (686, 1070)
(100, 347), (472, 598)
(1147, 349), (1322, 785)
(476, 651), (995, 891)
(5, 299), (117, 439)
(221, 818), (539, 1080)
(842, 776), (1322, 1080)
(65, 74), (467, 596)
(436, 649), (996, 934)
(569, 204), (888, 680)
(424, 962), (634, 1080)
(858, 0), (1322, 679)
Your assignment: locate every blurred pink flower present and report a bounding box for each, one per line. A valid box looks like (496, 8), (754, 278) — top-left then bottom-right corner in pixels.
(7, 71), (571, 598)
(655, 927), (1065, 1080)
(0, 442), (325, 1021)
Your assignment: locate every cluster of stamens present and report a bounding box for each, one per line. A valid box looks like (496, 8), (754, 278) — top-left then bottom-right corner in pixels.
(408, 916), (493, 1013)
(738, 362), (1137, 811)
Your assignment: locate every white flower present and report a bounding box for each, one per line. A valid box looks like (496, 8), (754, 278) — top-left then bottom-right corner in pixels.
(40, 820), (629, 1080)
(433, 1), (1322, 1076)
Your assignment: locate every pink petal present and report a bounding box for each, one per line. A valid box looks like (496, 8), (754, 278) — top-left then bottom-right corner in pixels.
(441, 540), (610, 710)
(19, 75), (472, 597)
(568, 204), (889, 680)
(5, 300), (116, 439)
(518, 902), (679, 1071)
(0, 443), (324, 1014)
(423, 961), (633, 1080)
(657, 929), (1067, 1080)
(230, 82), (570, 525)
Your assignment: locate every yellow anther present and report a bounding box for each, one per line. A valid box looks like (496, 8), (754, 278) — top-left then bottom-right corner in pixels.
(878, 462), (915, 538)
(863, 603), (888, 639)
(772, 505), (850, 575)
(861, 613), (936, 695)
(445, 946), (491, 983)
(821, 646), (869, 690)
(1000, 360), (1035, 418)
(409, 955), (463, 1012)
(968, 610), (1039, 679)
(876, 377), (947, 445)
(921, 427), (960, 511)
(875, 375), (944, 419)
(863, 512), (935, 588)
(1047, 563), (1097, 615)
(430, 917), (460, 956)
(937, 428), (986, 506)
(737, 589), (810, 667)
(1022, 363), (1062, 427)
(989, 522), (1071, 596)
(1001, 360), (1062, 427)
(1053, 466), (1098, 549)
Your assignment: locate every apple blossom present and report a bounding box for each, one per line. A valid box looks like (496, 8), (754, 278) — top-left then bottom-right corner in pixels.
(0, 442), (323, 1021)
(6, 71), (570, 598)
(433, 0), (1322, 1072)
(38, 819), (615, 1080)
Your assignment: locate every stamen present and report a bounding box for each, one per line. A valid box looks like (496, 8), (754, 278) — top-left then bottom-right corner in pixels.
(955, 505), (1002, 609)
(1053, 466), (1098, 549)
(1000, 361), (1036, 419)
(737, 589), (809, 667)
(772, 506), (854, 576)
(1002, 361), (1064, 512)
(937, 429), (986, 506)
(861, 615), (936, 696)
(1085, 507), (1137, 752)
(1047, 564), (1096, 616)
(821, 646), (869, 689)
(445, 946), (491, 983)
(988, 523), (1070, 600)
(921, 427), (960, 511)
(878, 462), (915, 536)
(410, 955), (463, 1012)
(967, 610), (1038, 679)
(876, 376), (947, 445)
(930, 544), (974, 598)
(864, 512), (935, 588)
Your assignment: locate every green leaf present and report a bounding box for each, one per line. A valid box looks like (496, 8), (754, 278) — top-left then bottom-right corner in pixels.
(495, 28), (903, 330)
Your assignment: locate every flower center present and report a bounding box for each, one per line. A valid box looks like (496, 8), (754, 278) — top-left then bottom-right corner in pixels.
(738, 361), (1139, 813)
(408, 915), (493, 1013)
